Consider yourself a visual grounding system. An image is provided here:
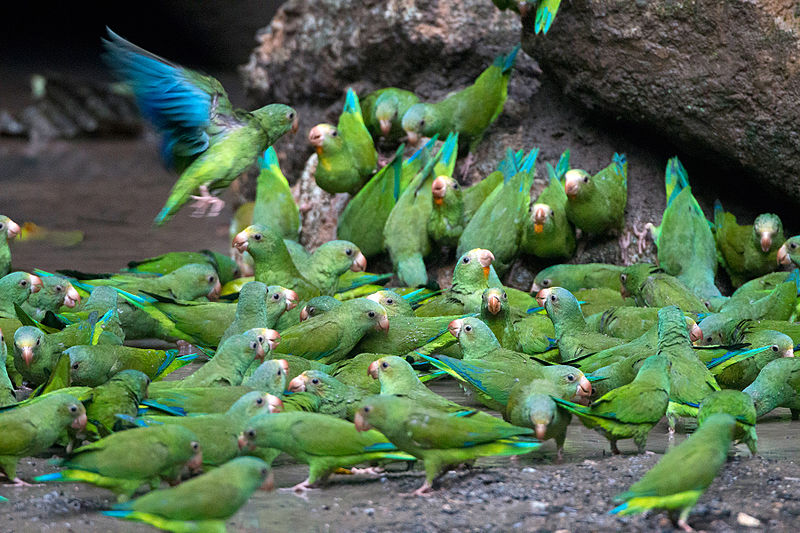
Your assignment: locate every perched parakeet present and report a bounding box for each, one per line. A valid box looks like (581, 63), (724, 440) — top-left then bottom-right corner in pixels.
(0, 392), (86, 485)
(714, 201), (783, 287)
(298, 296), (342, 321)
(124, 250), (240, 286)
(218, 282), (296, 345)
(354, 394), (539, 496)
(301, 240), (368, 295)
(553, 355), (670, 454)
(21, 275), (80, 320)
(0, 329), (16, 406)
(103, 29), (298, 225)
(287, 370), (367, 420)
(240, 411), (414, 491)
(698, 389), (757, 455)
(13, 326), (62, 387)
(360, 87), (420, 141)
(457, 148), (537, 274)
(563, 153), (627, 235)
(521, 149), (576, 259)
(365, 290), (414, 317)
(102, 456), (272, 532)
(777, 235), (800, 268)
(0, 215), (21, 277)
(479, 287), (522, 351)
(251, 146), (301, 240)
(415, 248), (496, 316)
(531, 263), (625, 293)
(274, 298), (389, 364)
(309, 88), (378, 194)
(620, 263), (708, 314)
(402, 46), (519, 155)
(428, 175), (465, 247)
(81, 369), (150, 436)
(0, 272), (43, 316)
(743, 357), (800, 418)
(702, 327), (794, 390)
(38, 424), (203, 500)
(610, 413), (735, 531)
(67, 344), (186, 387)
(505, 378), (572, 461)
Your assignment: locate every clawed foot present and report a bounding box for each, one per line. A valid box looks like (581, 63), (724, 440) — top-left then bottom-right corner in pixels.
(281, 479), (317, 493)
(189, 186), (226, 218)
(404, 482), (434, 497)
(348, 467), (384, 476)
(677, 518), (694, 532)
(10, 478), (36, 487)
(556, 449), (564, 464)
(460, 153), (475, 180)
(619, 232), (631, 264)
(633, 222), (652, 255)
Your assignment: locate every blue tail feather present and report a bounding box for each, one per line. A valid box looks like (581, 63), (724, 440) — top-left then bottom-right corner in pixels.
(609, 502), (628, 515)
(439, 132), (459, 167)
(343, 88), (361, 115)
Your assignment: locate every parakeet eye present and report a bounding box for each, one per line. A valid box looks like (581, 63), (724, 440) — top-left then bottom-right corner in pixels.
(331, 130), (339, 137)
(791, 242), (798, 250)
(464, 325), (472, 332)
(277, 369), (282, 376)
(541, 279), (550, 287)
(462, 257), (470, 264)
(502, 293), (507, 300)
(20, 280), (28, 287)
(69, 405), (78, 413)
(345, 248), (353, 256)
(550, 294), (557, 302)
(381, 361), (389, 369)
(566, 374), (576, 382)
(257, 336), (265, 343)
(254, 234), (263, 241)
(386, 298), (394, 304)
(55, 285), (63, 292)
(247, 429), (256, 438)
(706, 337), (712, 343)
(36, 338), (40, 346)
(453, 183), (460, 189)
(256, 397), (264, 405)
(250, 341), (259, 350)
(419, 119), (426, 126)
(287, 111), (295, 120)
(0, 224), (3, 230)
(191, 442), (200, 451)
(583, 176), (589, 183)
(772, 345), (779, 352)
(261, 467), (268, 476)
(311, 378), (320, 385)
(272, 294), (280, 300)
(620, 274), (627, 283)
(72, 363), (80, 370)
(368, 311), (376, 318)
(207, 275), (216, 284)
(308, 306), (316, 314)
(363, 406), (371, 413)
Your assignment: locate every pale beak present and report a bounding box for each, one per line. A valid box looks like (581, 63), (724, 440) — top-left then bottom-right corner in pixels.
(564, 171), (583, 198)
(575, 376), (592, 402)
(29, 275), (43, 293)
(287, 374), (307, 392)
(20, 346), (34, 367)
(534, 423), (547, 440)
(477, 249), (495, 268)
(351, 252), (367, 272)
(448, 319), (464, 338)
(487, 294), (501, 315)
(406, 130), (420, 146)
(260, 471), (275, 492)
(267, 394), (284, 413)
(368, 360), (380, 379)
(690, 323), (703, 344)
(783, 347), (795, 358)
(187, 450), (204, 473)
(207, 280), (222, 301)
(63, 285), (81, 308)
(308, 125), (327, 147)
(237, 433), (251, 451)
(5, 219), (20, 239)
(530, 282), (541, 293)
(535, 288), (550, 308)
(276, 359), (289, 374)
(432, 176), (449, 200)
(354, 411), (371, 432)
(376, 315), (390, 332)
(777, 244), (791, 265)
(232, 230), (250, 253)
(366, 293), (382, 304)
(283, 290), (298, 311)
(299, 306), (310, 321)
(379, 119), (392, 136)
(760, 232), (773, 253)
(291, 115), (299, 135)
(265, 330), (280, 352)
(71, 412), (88, 431)
(532, 204), (548, 224)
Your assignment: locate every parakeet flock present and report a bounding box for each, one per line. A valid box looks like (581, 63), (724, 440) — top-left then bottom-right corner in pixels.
(2, 8), (800, 532)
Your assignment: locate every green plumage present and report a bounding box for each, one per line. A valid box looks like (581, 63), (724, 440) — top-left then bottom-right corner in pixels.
(743, 357), (800, 418)
(563, 153), (627, 235)
(505, 379), (572, 460)
(360, 88), (420, 141)
(698, 389), (757, 455)
(532, 263), (625, 293)
(124, 251), (240, 286)
(0, 215), (19, 277)
(620, 263), (708, 313)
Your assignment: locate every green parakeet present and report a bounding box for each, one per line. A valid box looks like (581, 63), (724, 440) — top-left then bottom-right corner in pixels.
(365, 290), (414, 317)
(415, 248), (496, 316)
(610, 413), (735, 531)
(354, 394), (539, 496)
(124, 250), (240, 286)
(401, 46), (519, 154)
(521, 149), (576, 259)
(457, 148), (537, 274)
(298, 295), (342, 322)
(743, 356), (800, 418)
(218, 282), (297, 345)
(777, 235), (800, 268)
(102, 456), (272, 532)
(428, 175), (465, 247)
(479, 287), (522, 351)
(505, 379), (572, 461)
(0, 215), (20, 277)
(273, 298), (389, 364)
(0, 392), (86, 485)
(13, 326), (62, 387)
(360, 87), (420, 141)
(103, 29), (298, 226)
(252, 146), (301, 239)
(713, 201), (783, 287)
(620, 263), (708, 314)
(310, 88), (378, 194)
(21, 275), (81, 320)
(38, 424), (203, 500)
(81, 369), (150, 436)
(553, 354), (670, 454)
(0, 272), (43, 316)
(701, 327), (794, 390)
(698, 389), (757, 455)
(0, 329), (16, 406)
(531, 263), (625, 293)
(563, 153), (627, 235)
(67, 344), (188, 387)
(287, 370), (367, 420)
(240, 411), (414, 491)
(232, 224), (319, 300)
(301, 240), (368, 295)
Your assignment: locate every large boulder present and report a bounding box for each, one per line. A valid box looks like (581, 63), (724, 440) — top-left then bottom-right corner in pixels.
(523, 0), (800, 203)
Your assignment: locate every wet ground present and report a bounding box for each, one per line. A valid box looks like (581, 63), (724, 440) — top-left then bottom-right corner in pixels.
(3, 71), (800, 532)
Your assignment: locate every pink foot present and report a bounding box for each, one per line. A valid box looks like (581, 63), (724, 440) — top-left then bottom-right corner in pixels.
(189, 186), (226, 217)
(10, 478), (36, 487)
(633, 222), (653, 255)
(460, 153), (475, 179)
(348, 467), (384, 476)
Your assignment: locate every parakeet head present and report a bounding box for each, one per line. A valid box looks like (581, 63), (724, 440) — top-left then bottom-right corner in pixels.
(241, 328), (280, 360)
(752, 213), (783, 253)
(28, 276), (81, 310)
(228, 391), (275, 419)
(777, 236), (800, 266)
(355, 394), (404, 432)
(536, 287), (581, 320)
(48, 393), (88, 431)
(530, 203), (554, 234)
(252, 103), (298, 138)
(347, 298), (390, 333)
(224, 457), (274, 492)
(307, 123), (342, 152)
(543, 365), (593, 404)
(266, 284), (298, 312)
(248, 359), (288, 398)
(563, 169), (592, 199)
(287, 370), (344, 398)
(110, 369), (151, 399)
(401, 103), (436, 145)
(481, 287), (508, 316)
(619, 263), (657, 298)
(169, 263), (222, 301)
(366, 290), (412, 317)
(312, 240), (367, 275)
(208, 251), (242, 285)
(431, 176), (460, 207)
(13, 326), (45, 368)
(299, 295), (341, 321)
(448, 317), (499, 352)
(0, 272), (42, 301)
(374, 93), (401, 136)
(0, 215), (21, 241)
(520, 389), (558, 439)
(695, 314), (735, 346)
(453, 249), (495, 287)
(367, 355), (412, 383)
(232, 224), (284, 260)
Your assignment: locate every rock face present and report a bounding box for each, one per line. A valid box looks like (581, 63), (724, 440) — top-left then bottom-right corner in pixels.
(523, 0), (800, 203)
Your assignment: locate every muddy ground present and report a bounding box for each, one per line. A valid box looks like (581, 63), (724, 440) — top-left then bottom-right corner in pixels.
(3, 65), (800, 531)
